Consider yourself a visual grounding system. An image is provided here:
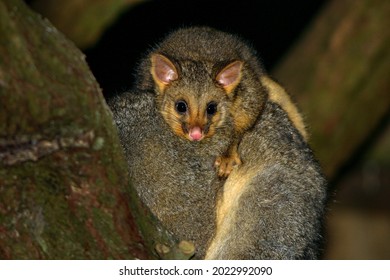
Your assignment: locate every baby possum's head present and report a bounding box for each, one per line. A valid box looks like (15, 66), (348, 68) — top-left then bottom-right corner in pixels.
(150, 53), (242, 142)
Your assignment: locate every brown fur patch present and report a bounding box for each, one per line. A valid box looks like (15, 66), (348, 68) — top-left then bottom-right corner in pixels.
(230, 96), (257, 134)
(159, 102), (187, 139)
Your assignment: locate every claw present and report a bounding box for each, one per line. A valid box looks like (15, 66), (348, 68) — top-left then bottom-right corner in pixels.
(215, 154), (242, 178)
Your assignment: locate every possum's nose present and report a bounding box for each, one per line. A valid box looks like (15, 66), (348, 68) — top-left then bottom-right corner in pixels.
(189, 126), (203, 141)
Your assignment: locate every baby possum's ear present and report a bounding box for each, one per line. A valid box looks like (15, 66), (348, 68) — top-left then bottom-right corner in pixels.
(150, 54), (179, 92)
(216, 61), (243, 95)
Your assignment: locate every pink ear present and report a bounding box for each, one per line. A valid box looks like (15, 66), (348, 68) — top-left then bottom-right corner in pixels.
(216, 61), (243, 93)
(151, 54), (178, 86)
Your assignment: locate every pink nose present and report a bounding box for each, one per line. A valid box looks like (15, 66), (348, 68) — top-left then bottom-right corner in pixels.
(189, 127), (203, 141)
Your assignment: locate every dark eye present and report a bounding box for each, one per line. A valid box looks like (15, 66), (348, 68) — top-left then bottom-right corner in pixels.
(175, 100), (188, 114)
(206, 102), (217, 116)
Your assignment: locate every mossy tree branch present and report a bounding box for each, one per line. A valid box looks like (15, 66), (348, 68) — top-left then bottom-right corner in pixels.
(0, 0), (178, 259)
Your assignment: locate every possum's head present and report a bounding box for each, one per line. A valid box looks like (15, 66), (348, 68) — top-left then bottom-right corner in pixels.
(150, 53), (242, 142)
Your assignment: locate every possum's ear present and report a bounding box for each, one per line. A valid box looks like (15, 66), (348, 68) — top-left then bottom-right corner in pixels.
(216, 61), (243, 95)
(150, 54), (179, 92)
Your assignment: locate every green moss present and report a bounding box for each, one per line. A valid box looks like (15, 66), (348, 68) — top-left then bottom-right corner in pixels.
(91, 208), (120, 253)
(92, 137), (105, 151)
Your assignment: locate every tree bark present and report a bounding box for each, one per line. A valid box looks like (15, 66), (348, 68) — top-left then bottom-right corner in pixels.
(272, 0), (390, 178)
(0, 0), (177, 259)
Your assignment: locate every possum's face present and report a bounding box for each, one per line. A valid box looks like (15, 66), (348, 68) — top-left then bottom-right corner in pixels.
(158, 82), (228, 142)
(150, 53), (242, 142)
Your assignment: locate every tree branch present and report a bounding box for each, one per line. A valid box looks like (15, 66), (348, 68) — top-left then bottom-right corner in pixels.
(0, 0), (174, 259)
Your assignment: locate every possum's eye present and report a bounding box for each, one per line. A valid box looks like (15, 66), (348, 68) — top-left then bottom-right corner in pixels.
(175, 100), (188, 114)
(206, 102), (217, 116)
